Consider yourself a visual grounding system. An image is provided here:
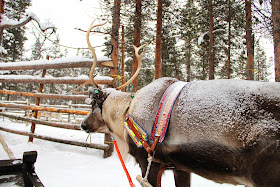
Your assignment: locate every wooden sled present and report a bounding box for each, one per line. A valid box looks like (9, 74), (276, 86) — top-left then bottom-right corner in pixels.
(0, 151), (44, 187)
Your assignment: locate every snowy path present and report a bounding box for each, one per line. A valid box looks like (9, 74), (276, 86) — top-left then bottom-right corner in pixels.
(0, 119), (243, 187)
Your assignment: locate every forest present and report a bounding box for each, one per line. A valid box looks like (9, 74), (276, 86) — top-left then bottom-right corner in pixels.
(0, 0), (279, 95)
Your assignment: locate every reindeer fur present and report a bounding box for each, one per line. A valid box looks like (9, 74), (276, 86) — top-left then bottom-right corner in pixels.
(81, 77), (280, 187)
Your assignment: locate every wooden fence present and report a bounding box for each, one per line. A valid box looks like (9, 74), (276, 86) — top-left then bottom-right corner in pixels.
(0, 57), (115, 158)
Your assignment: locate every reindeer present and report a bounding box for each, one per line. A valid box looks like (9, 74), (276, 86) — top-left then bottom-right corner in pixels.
(80, 22), (280, 187)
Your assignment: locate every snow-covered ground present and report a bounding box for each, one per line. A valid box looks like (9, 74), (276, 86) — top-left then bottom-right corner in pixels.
(0, 118), (243, 187)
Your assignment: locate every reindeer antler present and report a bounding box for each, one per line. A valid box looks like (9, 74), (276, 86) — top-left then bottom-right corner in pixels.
(116, 44), (146, 90)
(73, 21), (106, 94)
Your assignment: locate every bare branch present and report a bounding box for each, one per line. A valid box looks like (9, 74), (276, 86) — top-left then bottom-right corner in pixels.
(0, 12), (55, 32)
(74, 27), (110, 35)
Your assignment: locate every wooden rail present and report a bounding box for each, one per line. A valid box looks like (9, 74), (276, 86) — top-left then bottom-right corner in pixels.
(0, 103), (89, 115)
(0, 90), (87, 101)
(0, 57), (114, 158)
(0, 126), (109, 151)
(0, 76), (114, 85)
(0, 57), (112, 71)
(0, 113), (81, 130)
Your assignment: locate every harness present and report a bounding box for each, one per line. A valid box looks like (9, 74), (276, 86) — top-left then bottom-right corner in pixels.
(123, 81), (188, 186)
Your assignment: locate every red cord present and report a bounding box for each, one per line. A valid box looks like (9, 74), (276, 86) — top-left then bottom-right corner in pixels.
(113, 140), (135, 187)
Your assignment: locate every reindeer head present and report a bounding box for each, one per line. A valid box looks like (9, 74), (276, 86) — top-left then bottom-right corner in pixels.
(79, 21), (145, 134)
(81, 87), (108, 133)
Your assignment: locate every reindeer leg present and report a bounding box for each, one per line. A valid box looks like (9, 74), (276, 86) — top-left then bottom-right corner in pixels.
(157, 165), (168, 187)
(173, 170), (191, 187)
(146, 162), (166, 187)
(137, 154), (165, 187)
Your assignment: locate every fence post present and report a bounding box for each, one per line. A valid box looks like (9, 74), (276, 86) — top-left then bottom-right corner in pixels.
(28, 56), (49, 142)
(103, 133), (114, 158)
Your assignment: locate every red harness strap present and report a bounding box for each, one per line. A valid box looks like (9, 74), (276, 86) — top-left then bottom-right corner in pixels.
(125, 115), (159, 154)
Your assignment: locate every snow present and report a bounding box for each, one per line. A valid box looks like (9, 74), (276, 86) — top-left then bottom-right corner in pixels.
(198, 32), (208, 45)
(0, 118), (242, 187)
(0, 56), (111, 68)
(25, 11), (55, 31)
(95, 75), (114, 81)
(0, 11), (55, 32)
(198, 29), (226, 45)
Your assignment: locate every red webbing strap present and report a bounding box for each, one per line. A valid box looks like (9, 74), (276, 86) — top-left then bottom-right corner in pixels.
(113, 140), (135, 187)
(151, 81), (188, 142)
(125, 118), (153, 154)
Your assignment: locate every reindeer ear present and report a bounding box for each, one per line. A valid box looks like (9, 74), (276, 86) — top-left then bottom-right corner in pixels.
(85, 98), (93, 105)
(88, 87), (107, 106)
(88, 87), (97, 95)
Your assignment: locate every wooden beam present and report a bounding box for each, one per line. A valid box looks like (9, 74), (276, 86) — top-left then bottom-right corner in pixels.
(0, 126), (109, 151)
(0, 59), (113, 71)
(0, 132), (15, 159)
(0, 113), (81, 130)
(0, 103), (89, 115)
(0, 90), (88, 101)
(0, 76), (114, 85)
(29, 56), (47, 143)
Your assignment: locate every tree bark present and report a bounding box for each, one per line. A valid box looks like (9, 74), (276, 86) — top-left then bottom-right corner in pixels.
(272, 0), (280, 82)
(110, 0), (121, 76)
(245, 0), (254, 80)
(209, 0), (215, 80)
(132, 0), (142, 89)
(202, 52), (206, 80)
(155, 0), (163, 79)
(0, 0), (4, 60)
(186, 0), (191, 82)
(227, 0), (231, 79)
(187, 40), (191, 82)
(121, 25), (125, 91)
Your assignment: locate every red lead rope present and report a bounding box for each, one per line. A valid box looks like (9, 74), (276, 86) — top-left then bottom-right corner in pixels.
(113, 140), (135, 187)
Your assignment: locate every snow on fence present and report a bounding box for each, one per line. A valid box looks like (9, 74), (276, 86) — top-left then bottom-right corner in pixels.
(0, 56), (115, 158)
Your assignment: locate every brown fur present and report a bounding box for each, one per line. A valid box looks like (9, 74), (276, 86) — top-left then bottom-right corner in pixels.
(81, 78), (280, 187)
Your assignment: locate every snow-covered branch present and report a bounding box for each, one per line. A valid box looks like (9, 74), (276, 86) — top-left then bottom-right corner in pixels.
(0, 11), (55, 32)
(198, 29), (226, 45)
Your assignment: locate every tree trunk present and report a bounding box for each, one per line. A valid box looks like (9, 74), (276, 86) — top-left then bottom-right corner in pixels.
(155, 0), (163, 79)
(0, 0), (4, 60)
(202, 51), (206, 80)
(186, 0), (191, 82)
(121, 25), (125, 91)
(110, 0), (121, 76)
(187, 40), (191, 82)
(272, 0), (280, 82)
(209, 0), (215, 80)
(245, 0), (254, 80)
(227, 0), (231, 79)
(132, 0), (142, 89)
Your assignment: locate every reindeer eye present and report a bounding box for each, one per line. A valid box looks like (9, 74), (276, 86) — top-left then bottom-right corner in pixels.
(94, 90), (99, 94)
(85, 98), (93, 105)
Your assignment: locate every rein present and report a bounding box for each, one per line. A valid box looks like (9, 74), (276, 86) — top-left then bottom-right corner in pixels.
(113, 140), (135, 187)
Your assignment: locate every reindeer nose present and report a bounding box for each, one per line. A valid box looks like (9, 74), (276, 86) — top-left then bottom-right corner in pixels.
(81, 121), (88, 131)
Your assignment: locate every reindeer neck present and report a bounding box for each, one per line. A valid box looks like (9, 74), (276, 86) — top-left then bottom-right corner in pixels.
(102, 91), (133, 141)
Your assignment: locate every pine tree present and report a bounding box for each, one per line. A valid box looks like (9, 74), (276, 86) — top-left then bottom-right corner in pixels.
(1, 0), (31, 62)
(254, 40), (271, 81)
(161, 0), (183, 80)
(181, 0), (199, 81)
